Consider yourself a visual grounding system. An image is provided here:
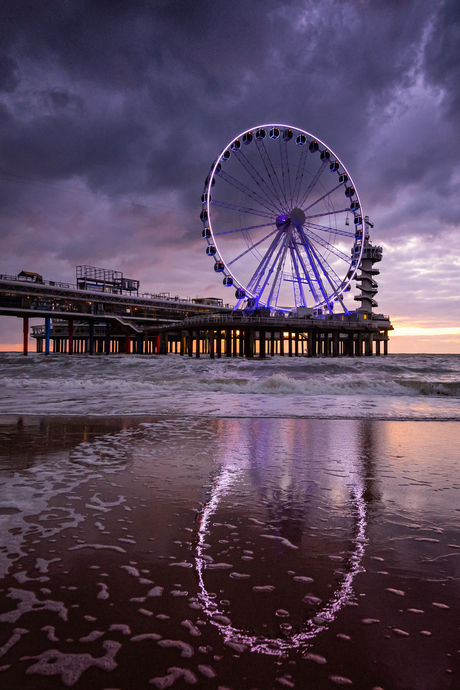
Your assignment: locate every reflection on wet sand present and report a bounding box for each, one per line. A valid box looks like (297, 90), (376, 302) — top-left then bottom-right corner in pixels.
(196, 419), (374, 656)
(0, 416), (458, 689)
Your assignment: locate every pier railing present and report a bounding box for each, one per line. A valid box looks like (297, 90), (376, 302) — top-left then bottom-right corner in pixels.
(164, 312), (391, 329)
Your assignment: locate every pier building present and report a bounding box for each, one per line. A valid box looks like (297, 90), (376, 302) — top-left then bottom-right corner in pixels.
(0, 265), (230, 355)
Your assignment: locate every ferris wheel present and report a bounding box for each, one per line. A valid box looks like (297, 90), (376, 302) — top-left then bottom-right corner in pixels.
(200, 124), (364, 313)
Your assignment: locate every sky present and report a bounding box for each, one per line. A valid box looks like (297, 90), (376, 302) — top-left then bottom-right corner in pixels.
(0, 0), (459, 353)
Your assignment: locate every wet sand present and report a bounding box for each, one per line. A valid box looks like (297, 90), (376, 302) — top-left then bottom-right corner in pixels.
(0, 416), (459, 689)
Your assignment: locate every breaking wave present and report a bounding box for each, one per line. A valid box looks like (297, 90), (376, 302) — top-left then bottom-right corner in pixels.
(0, 352), (458, 419)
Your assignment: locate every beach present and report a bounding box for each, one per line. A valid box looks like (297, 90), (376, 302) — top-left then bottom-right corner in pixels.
(0, 353), (459, 688)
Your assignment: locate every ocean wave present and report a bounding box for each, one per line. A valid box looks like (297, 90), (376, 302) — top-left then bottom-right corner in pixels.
(0, 353), (458, 420)
(0, 371), (458, 398)
(396, 380), (460, 396)
(199, 374), (460, 397)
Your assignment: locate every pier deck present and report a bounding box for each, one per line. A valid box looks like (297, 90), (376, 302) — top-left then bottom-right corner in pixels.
(0, 273), (392, 357)
(154, 312), (392, 357)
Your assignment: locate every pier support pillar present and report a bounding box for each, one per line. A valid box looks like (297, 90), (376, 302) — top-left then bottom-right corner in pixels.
(365, 332), (373, 356)
(68, 319), (74, 355)
(105, 323), (110, 355)
(384, 331), (388, 355)
(350, 335), (355, 357)
(375, 338), (381, 356)
(333, 330), (339, 358)
(44, 317), (50, 355)
(307, 331), (313, 357)
(239, 330), (244, 357)
(270, 330), (275, 356)
(288, 332), (292, 357)
(216, 330), (222, 358)
(125, 333), (131, 354)
(89, 320), (94, 355)
(136, 335), (142, 354)
(23, 317), (29, 356)
(209, 329), (215, 359)
(259, 328), (266, 358)
(313, 331), (318, 356)
(245, 328), (254, 358)
(195, 332), (200, 358)
(226, 329), (232, 357)
(356, 333), (363, 356)
(280, 332), (284, 356)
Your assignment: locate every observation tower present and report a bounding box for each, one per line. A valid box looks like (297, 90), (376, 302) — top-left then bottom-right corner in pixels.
(354, 216), (383, 313)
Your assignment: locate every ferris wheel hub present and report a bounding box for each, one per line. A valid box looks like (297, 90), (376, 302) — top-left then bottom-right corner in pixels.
(289, 207), (306, 227)
(275, 213), (289, 229)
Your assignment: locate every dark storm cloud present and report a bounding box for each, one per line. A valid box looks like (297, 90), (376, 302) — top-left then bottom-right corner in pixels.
(0, 52), (19, 92)
(0, 0), (437, 196)
(0, 0), (459, 338)
(423, 0), (460, 119)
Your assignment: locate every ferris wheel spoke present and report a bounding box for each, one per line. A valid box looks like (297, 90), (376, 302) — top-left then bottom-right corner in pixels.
(306, 221), (355, 238)
(289, 243), (307, 307)
(297, 229), (332, 309)
(255, 140), (289, 211)
(266, 227), (293, 306)
(316, 253), (344, 290)
(246, 228), (285, 296)
(214, 222), (274, 237)
(307, 242), (350, 312)
(234, 149), (284, 213)
(297, 160), (328, 209)
(252, 232), (289, 307)
(217, 168), (277, 214)
(303, 183), (342, 213)
(292, 238), (320, 303)
(292, 146), (309, 207)
(279, 138), (293, 206)
(305, 207), (350, 221)
(308, 242), (342, 293)
(210, 199), (274, 220)
(302, 228), (350, 263)
(226, 227), (278, 267)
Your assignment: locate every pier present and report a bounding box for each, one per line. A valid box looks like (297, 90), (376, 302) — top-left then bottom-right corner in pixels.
(0, 266), (393, 357)
(153, 312), (391, 357)
(0, 267), (230, 355)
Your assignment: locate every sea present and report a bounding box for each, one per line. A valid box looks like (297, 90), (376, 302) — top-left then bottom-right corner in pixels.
(0, 352), (459, 689)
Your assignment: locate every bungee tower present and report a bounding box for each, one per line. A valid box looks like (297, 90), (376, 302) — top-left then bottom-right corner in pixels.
(353, 216), (383, 314)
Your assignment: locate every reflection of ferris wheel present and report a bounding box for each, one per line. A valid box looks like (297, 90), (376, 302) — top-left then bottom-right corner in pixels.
(195, 457), (367, 656)
(200, 124), (364, 313)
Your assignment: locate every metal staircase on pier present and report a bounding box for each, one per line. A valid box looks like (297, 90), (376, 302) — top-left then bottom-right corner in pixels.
(354, 216), (383, 312)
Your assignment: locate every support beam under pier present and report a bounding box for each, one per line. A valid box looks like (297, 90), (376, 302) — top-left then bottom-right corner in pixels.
(45, 317), (50, 356)
(23, 317), (29, 356)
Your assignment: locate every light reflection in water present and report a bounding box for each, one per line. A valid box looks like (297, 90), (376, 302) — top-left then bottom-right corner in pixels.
(195, 423), (369, 656)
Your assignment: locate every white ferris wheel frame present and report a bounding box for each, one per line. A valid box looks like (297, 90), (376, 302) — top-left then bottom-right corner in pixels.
(202, 123), (364, 313)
